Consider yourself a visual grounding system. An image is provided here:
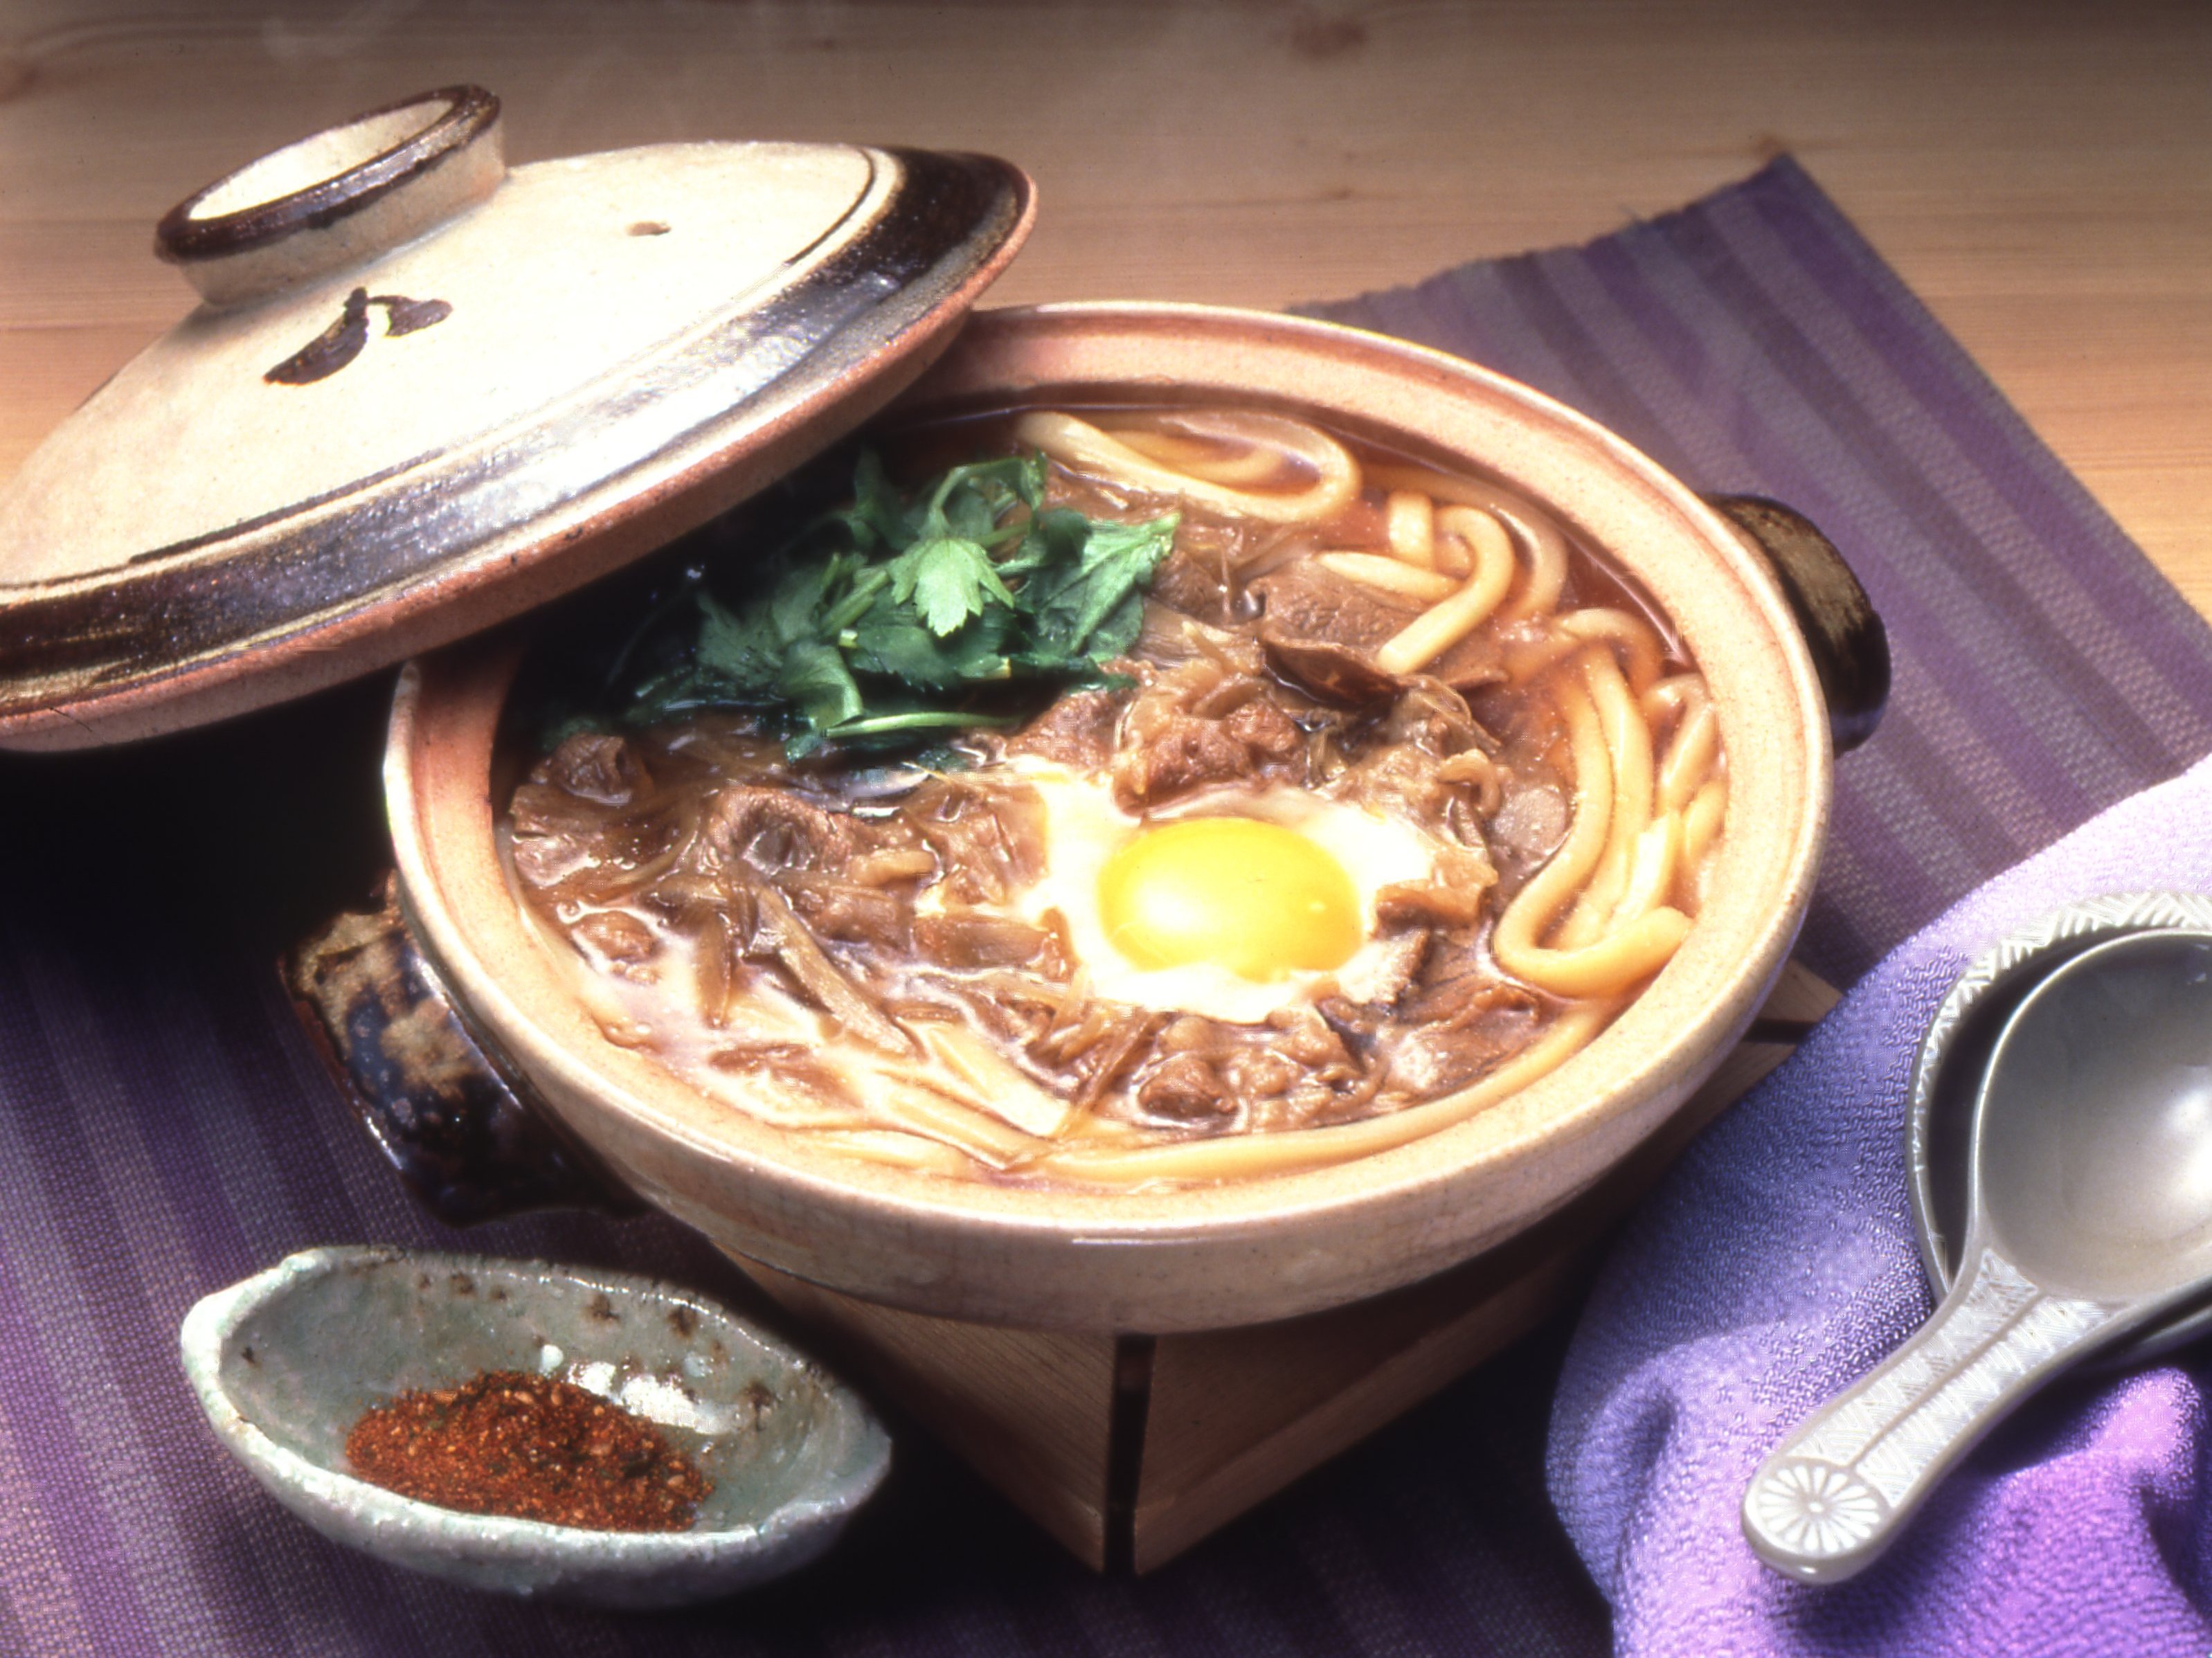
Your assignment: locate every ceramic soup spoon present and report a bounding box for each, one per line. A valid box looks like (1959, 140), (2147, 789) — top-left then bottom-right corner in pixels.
(1743, 928), (2212, 1584)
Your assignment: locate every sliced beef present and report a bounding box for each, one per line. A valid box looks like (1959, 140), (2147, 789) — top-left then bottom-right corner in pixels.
(1111, 656), (1307, 809)
(1249, 561), (1421, 653)
(912, 910), (1055, 970)
(508, 780), (688, 899)
(1252, 559), (1511, 697)
(1267, 1005), (1358, 1073)
(1381, 965), (1547, 1095)
(914, 780), (1047, 905)
(1388, 1015), (1542, 1097)
(782, 877), (909, 950)
(1401, 971), (1543, 1032)
(1374, 845), (1497, 930)
(506, 812), (592, 891)
(1260, 628), (1401, 707)
(544, 732), (651, 805)
(508, 780), (619, 838)
(1135, 1052), (1233, 1125)
(1005, 687), (1126, 771)
(1342, 686), (1504, 831)
(705, 785), (865, 875)
(1222, 1046), (1301, 1100)
(1225, 699), (1303, 762)
(1113, 711), (1275, 807)
(1488, 782), (1570, 869)
(1144, 537), (1239, 625)
(1426, 629), (1508, 693)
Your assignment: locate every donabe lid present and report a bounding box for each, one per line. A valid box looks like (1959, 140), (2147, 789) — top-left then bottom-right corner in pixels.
(0, 87), (1034, 750)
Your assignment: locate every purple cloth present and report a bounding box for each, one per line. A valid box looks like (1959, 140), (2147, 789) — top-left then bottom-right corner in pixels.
(1551, 753), (2212, 1655)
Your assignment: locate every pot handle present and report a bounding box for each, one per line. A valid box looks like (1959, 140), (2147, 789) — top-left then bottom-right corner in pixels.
(285, 874), (645, 1225)
(1704, 494), (1889, 754)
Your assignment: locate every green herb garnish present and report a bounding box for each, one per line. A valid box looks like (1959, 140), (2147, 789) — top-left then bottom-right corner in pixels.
(582, 449), (1178, 758)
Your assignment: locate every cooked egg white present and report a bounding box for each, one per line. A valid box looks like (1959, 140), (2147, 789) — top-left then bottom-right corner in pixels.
(1003, 761), (1440, 1025)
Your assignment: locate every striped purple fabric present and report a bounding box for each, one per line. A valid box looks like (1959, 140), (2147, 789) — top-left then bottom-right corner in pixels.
(0, 156), (2204, 1656)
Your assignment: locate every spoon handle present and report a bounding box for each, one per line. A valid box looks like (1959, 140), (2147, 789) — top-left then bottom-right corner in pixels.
(1741, 1249), (2118, 1584)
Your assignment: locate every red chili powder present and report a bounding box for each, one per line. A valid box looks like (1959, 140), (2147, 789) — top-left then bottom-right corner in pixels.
(344, 1370), (711, 1531)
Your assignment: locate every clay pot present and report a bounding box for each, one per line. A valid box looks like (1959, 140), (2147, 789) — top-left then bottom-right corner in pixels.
(359, 301), (1874, 1334)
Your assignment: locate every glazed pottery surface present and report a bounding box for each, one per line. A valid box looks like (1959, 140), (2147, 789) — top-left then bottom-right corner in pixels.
(179, 1246), (890, 1606)
(0, 88), (1032, 750)
(384, 303), (1833, 1334)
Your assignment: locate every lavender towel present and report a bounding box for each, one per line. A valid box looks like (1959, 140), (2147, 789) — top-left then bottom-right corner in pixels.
(3, 155), (2211, 1655)
(1550, 755), (2212, 1655)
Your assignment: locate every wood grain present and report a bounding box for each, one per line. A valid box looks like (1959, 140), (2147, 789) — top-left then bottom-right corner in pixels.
(738, 1260), (1123, 1569)
(1, 0), (2207, 616)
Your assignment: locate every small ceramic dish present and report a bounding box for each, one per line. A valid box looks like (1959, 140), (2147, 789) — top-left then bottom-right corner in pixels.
(1908, 890), (2212, 1367)
(179, 1246), (890, 1606)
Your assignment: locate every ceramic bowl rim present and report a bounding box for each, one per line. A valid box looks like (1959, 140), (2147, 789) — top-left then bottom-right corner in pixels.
(179, 1245), (891, 1565)
(386, 302), (1833, 1328)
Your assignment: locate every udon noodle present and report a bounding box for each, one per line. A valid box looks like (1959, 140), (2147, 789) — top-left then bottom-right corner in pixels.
(505, 408), (1725, 1188)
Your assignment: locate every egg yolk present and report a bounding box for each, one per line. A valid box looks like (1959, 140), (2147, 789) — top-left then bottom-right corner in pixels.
(1097, 817), (1365, 981)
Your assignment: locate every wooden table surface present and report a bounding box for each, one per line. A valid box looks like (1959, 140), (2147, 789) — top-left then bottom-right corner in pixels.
(3, 0), (2207, 618)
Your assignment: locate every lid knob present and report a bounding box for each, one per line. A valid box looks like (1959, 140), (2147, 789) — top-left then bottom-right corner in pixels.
(154, 85), (504, 309)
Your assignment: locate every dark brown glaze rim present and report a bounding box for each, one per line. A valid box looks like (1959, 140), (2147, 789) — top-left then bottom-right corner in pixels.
(155, 86), (501, 265)
(1, 147), (1033, 744)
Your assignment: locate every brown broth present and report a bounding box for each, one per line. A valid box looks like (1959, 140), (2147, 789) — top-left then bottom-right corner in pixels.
(505, 411), (1723, 1187)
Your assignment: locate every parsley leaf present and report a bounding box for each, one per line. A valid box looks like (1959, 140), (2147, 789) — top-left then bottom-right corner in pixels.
(777, 638), (865, 732)
(894, 536), (1017, 636)
(1020, 512), (1183, 664)
(586, 448), (1177, 758)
